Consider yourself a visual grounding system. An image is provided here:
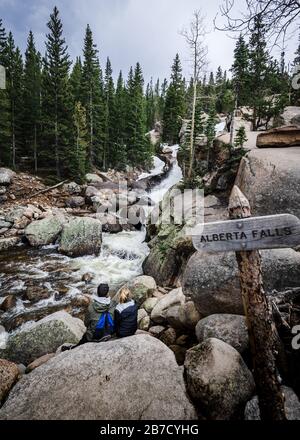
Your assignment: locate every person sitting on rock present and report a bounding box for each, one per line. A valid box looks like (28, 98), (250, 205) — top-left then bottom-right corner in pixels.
(114, 287), (138, 338)
(62, 283), (115, 351)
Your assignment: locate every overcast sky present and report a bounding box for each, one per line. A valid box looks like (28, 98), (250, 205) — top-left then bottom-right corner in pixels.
(0, 0), (298, 83)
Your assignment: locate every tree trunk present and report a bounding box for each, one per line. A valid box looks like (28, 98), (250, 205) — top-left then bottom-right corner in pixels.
(229, 185), (286, 420)
(187, 78), (197, 180)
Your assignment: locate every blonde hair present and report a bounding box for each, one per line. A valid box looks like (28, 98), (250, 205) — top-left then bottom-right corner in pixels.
(119, 287), (131, 304)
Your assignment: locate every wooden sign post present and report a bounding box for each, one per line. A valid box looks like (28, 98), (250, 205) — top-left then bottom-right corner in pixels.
(192, 186), (300, 420)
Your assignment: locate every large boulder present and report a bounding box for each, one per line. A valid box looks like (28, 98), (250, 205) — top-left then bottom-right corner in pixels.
(0, 312), (86, 365)
(0, 359), (20, 404)
(114, 276), (157, 307)
(257, 126), (300, 148)
(59, 217), (102, 257)
(143, 222), (194, 287)
(184, 338), (255, 420)
(0, 335), (197, 420)
(25, 216), (63, 247)
(151, 288), (186, 324)
(235, 147), (300, 218)
(195, 314), (249, 354)
(85, 173), (103, 185)
(166, 302), (201, 331)
(0, 168), (15, 186)
(245, 386), (300, 420)
(183, 249), (300, 316)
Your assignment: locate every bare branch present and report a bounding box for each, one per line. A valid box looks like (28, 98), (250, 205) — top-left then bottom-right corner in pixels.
(215, 0), (300, 45)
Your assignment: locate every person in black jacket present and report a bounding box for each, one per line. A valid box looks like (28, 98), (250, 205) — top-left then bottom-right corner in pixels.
(115, 287), (138, 338)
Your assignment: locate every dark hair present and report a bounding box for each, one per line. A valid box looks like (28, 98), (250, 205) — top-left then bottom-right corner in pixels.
(97, 283), (109, 297)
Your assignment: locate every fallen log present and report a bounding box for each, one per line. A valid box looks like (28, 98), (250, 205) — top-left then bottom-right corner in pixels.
(27, 180), (69, 199)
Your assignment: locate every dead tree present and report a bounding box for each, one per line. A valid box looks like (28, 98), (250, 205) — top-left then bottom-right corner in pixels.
(180, 10), (208, 180)
(229, 185), (286, 420)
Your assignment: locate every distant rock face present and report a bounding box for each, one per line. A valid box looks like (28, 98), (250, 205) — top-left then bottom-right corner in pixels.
(0, 335), (197, 420)
(183, 249), (300, 316)
(25, 216), (63, 247)
(0, 311), (86, 365)
(278, 106), (300, 127)
(257, 126), (300, 148)
(184, 338), (255, 420)
(245, 386), (300, 420)
(0, 359), (20, 404)
(0, 168), (15, 186)
(235, 147), (300, 218)
(59, 217), (102, 257)
(195, 314), (249, 354)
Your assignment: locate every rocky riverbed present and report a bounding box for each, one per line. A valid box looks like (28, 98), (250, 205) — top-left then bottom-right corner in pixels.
(1, 115), (300, 420)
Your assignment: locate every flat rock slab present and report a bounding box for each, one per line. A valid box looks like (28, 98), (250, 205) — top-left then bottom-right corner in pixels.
(0, 334), (197, 420)
(257, 126), (300, 148)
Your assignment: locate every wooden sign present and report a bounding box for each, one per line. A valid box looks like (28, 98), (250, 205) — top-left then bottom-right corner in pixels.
(192, 213), (300, 253)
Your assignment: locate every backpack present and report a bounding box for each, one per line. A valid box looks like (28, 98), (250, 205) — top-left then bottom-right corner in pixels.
(93, 311), (115, 340)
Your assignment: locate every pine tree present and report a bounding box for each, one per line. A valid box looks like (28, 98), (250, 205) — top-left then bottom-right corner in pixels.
(23, 31), (42, 172)
(111, 70), (127, 170)
(70, 56), (82, 105)
(126, 63), (152, 168)
(81, 24), (105, 170)
(216, 66), (223, 85)
(180, 97), (206, 179)
(0, 18), (10, 166)
(231, 34), (249, 106)
(205, 100), (217, 164)
(234, 125), (248, 148)
(103, 57), (115, 169)
(159, 78), (168, 121)
(72, 101), (87, 181)
(6, 33), (23, 168)
(145, 78), (155, 131)
(42, 6), (72, 177)
(247, 15), (270, 130)
(163, 54), (185, 144)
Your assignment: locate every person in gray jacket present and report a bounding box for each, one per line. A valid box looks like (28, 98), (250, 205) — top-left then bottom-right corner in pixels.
(62, 283), (116, 350)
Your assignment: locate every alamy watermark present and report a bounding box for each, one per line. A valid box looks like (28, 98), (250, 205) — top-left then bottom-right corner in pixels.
(292, 64), (300, 91)
(292, 325), (300, 350)
(0, 64), (6, 89)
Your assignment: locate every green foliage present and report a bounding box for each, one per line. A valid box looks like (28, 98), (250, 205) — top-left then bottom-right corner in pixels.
(22, 31), (41, 172)
(81, 24), (105, 170)
(72, 101), (87, 181)
(163, 54), (185, 145)
(231, 34), (249, 107)
(234, 125), (248, 148)
(110, 71), (127, 170)
(41, 6), (72, 177)
(69, 57), (82, 105)
(103, 57), (115, 169)
(125, 63), (153, 168)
